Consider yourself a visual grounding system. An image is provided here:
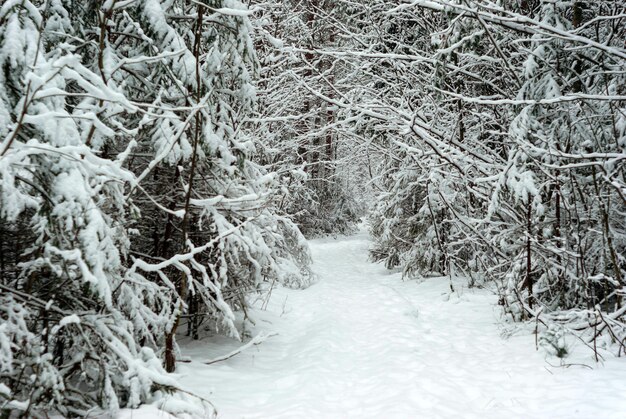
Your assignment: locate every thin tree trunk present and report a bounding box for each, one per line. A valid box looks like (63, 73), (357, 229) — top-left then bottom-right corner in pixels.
(165, 4), (204, 373)
(525, 201), (533, 310)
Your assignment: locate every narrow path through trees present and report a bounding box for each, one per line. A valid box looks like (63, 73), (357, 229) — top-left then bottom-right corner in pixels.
(176, 229), (626, 419)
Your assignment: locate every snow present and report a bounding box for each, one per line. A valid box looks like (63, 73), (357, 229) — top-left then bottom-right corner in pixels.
(117, 405), (178, 419)
(165, 227), (626, 418)
(213, 8), (254, 17)
(58, 314), (80, 327)
(0, 382), (10, 396)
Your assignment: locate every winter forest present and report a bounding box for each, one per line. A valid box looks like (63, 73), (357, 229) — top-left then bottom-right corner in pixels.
(1, 0), (625, 417)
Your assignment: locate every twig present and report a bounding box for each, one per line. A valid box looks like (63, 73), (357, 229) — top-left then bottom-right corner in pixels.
(203, 332), (278, 365)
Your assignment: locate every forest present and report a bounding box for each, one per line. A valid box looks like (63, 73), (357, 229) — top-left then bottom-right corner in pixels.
(0, 0), (625, 417)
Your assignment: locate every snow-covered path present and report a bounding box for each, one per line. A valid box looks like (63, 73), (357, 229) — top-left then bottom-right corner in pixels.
(177, 229), (626, 418)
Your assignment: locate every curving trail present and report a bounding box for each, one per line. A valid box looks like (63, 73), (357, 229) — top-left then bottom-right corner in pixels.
(177, 228), (626, 419)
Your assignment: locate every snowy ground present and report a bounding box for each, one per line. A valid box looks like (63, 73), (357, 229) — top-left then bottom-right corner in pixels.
(151, 228), (626, 418)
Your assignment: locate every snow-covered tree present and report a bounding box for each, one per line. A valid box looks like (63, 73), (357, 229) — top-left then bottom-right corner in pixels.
(344, 0), (626, 352)
(246, 0), (366, 237)
(0, 0), (194, 415)
(0, 0), (313, 415)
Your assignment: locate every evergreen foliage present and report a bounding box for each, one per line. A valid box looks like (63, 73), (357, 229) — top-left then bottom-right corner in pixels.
(0, 0), (312, 416)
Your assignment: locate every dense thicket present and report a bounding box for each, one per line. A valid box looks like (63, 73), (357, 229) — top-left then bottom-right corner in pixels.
(247, 0), (368, 237)
(0, 0), (311, 416)
(353, 0), (626, 355)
